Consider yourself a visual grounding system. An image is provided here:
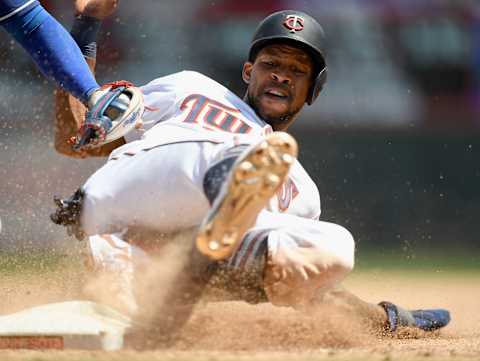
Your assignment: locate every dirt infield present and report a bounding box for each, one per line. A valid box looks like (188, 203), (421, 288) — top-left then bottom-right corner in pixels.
(0, 265), (478, 361)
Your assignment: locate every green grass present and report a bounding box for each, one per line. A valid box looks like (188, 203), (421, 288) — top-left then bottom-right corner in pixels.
(0, 247), (478, 277)
(354, 248), (480, 272)
(0, 248), (85, 276)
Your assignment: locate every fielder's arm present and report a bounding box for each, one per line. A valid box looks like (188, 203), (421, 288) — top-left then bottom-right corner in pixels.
(54, 0), (124, 158)
(54, 62), (125, 158)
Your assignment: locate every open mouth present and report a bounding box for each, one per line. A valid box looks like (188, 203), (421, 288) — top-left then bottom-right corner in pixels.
(264, 88), (289, 100)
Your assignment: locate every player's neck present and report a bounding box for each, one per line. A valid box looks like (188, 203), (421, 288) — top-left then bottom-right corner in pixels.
(243, 93), (297, 132)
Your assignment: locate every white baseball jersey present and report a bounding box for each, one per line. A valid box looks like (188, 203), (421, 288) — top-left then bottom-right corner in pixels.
(112, 71), (321, 220)
(82, 71), (355, 308)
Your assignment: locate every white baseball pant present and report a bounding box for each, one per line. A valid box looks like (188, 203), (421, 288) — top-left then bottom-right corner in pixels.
(81, 139), (354, 309)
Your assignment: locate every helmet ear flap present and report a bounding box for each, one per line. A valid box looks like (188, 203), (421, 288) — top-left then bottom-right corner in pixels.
(306, 66), (327, 105)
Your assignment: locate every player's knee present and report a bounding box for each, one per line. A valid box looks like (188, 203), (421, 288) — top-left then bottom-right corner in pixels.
(303, 225), (355, 295)
(264, 226), (355, 307)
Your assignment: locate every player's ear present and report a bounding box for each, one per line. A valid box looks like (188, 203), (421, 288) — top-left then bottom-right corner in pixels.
(242, 62), (253, 84)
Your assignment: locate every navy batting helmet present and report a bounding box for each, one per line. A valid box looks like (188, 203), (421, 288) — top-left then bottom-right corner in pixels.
(248, 10), (327, 105)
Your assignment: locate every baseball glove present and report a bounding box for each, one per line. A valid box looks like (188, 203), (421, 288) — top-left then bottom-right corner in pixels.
(71, 80), (144, 151)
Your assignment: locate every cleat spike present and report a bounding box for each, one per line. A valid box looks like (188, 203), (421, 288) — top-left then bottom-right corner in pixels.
(208, 240), (220, 251)
(238, 161), (254, 176)
(265, 174), (280, 188)
(282, 153), (294, 164)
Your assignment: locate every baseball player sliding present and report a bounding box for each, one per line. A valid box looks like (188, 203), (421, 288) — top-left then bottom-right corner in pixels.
(51, 0), (450, 348)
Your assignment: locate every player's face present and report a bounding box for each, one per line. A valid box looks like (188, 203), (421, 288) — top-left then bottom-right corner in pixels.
(243, 44), (314, 131)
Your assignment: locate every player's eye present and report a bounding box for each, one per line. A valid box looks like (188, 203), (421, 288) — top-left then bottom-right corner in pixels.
(292, 67), (307, 75)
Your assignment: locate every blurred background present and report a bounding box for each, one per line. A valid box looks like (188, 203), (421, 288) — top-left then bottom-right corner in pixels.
(0, 0), (479, 268)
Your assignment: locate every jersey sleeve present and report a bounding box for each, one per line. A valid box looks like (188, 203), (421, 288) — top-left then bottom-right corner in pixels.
(0, 0), (38, 22)
(123, 73), (179, 143)
(1, 2), (99, 102)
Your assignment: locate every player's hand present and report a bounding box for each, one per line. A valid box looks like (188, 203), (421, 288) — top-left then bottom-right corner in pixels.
(75, 0), (119, 19)
(71, 81), (144, 151)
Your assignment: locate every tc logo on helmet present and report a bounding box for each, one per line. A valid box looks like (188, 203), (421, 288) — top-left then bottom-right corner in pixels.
(283, 15), (305, 33)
